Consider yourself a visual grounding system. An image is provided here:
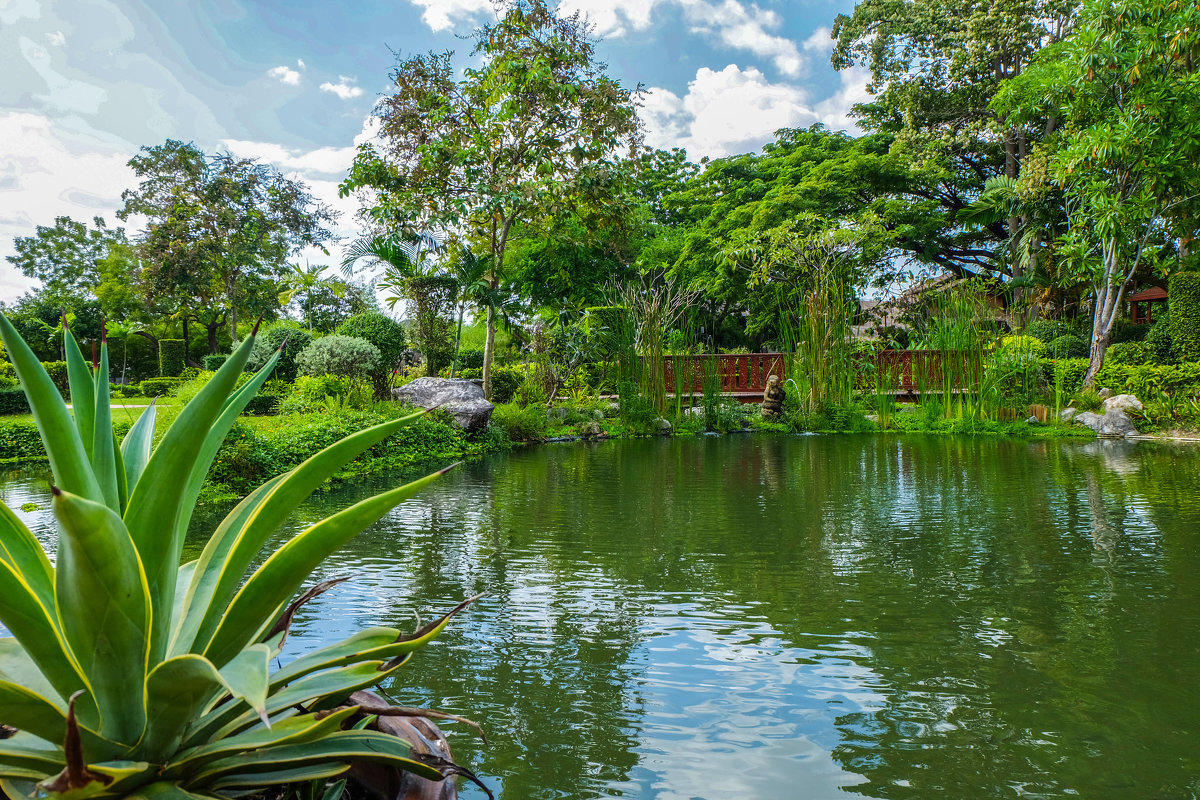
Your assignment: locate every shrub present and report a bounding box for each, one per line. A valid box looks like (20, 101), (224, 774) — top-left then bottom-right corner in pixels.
(297, 334), (381, 380)
(1104, 341), (1153, 367)
(1072, 387), (1104, 412)
(278, 374), (368, 414)
(491, 401), (548, 441)
(41, 360), (68, 392)
(0, 388), (31, 415)
(489, 364), (524, 403)
(1027, 319), (1071, 344)
(245, 321), (313, 382)
(158, 338), (186, 376)
(1047, 334), (1088, 359)
(1041, 358), (1089, 398)
(1146, 311), (1176, 363)
(111, 383), (142, 398)
(452, 348), (486, 371)
(336, 312), (407, 399)
(203, 353), (229, 371)
(242, 392), (284, 415)
(139, 376), (181, 396)
(996, 335), (1047, 358)
(0, 313), (480, 798)
(1169, 271), (1200, 361)
(1110, 319), (1151, 344)
(1095, 361), (1200, 399)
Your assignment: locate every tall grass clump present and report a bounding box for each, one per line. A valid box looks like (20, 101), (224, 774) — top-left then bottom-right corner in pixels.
(614, 273), (699, 418)
(781, 270), (856, 416)
(908, 279), (994, 423)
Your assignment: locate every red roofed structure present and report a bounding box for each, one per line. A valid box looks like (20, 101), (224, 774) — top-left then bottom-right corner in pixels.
(1128, 286), (1168, 325)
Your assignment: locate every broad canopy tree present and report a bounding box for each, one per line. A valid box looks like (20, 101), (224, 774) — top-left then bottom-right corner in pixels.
(341, 0), (641, 399)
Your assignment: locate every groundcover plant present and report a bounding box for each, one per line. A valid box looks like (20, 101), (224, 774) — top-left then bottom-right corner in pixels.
(0, 316), (478, 799)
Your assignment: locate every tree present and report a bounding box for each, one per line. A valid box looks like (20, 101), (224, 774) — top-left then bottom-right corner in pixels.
(337, 311), (407, 398)
(6, 215), (130, 299)
(341, 0), (641, 399)
(120, 140), (336, 352)
(997, 0), (1200, 383)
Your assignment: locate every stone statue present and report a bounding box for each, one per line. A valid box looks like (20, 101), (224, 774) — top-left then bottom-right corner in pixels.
(761, 374), (785, 419)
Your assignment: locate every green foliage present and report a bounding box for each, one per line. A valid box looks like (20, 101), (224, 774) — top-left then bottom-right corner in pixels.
(0, 389), (32, 416)
(489, 365), (524, 404)
(1103, 341), (1154, 367)
(1046, 334), (1089, 359)
(0, 314), (475, 798)
(139, 376), (181, 397)
(490, 402), (549, 442)
(41, 361), (68, 393)
(297, 335), (380, 381)
(996, 335), (1047, 358)
(1027, 319), (1072, 344)
(277, 375), (369, 415)
(203, 354), (229, 371)
(1169, 271), (1200, 362)
(1095, 361), (1200, 399)
(158, 339), (185, 377)
(1042, 358), (1090, 397)
(336, 312), (407, 399)
(1071, 387), (1104, 412)
(1146, 311), (1176, 363)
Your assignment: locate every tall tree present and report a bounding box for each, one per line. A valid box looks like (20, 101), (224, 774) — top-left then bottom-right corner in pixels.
(7, 216), (131, 302)
(341, 0), (641, 398)
(120, 139), (336, 352)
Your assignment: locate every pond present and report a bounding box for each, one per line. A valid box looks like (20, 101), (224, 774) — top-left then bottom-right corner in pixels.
(3, 434), (1200, 799)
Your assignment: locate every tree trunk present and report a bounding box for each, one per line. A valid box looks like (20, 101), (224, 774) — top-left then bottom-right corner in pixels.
(1083, 243), (1128, 387)
(207, 321), (220, 355)
(482, 305), (496, 401)
(450, 303), (465, 379)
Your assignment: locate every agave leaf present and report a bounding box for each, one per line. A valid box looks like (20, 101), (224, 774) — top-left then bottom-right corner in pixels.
(218, 644), (273, 728)
(113, 431), (129, 514)
(172, 561), (198, 626)
(167, 708), (357, 777)
(119, 401), (156, 494)
(204, 465), (455, 666)
(179, 410), (428, 657)
(0, 732), (64, 777)
(123, 333), (257, 663)
(187, 731), (442, 788)
(0, 682), (114, 761)
(264, 628), (403, 688)
(139, 656), (229, 762)
(52, 489), (151, 745)
(91, 343), (119, 512)
(0, 638), (61, 704)
(62, 322), (96, 464)
(208, 763), (349, 791)
(0, 560), (89, 708)
(0, 503), (56, 612)
(0, 314), (101, 503)
(125, 779), (221, 800)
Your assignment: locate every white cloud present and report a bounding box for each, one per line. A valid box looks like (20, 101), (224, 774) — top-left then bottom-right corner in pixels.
(319, 76), (363, 100)
(408, 0), (493, 32)
(557, 0), (660, 37)
(803, 26), (832, 54)
(642, 64), (818, 159)
(813, 67), (871, 133)
(45, 30), (65, 47)
(219, 139), (357, 176)
(267, 64), (301, 86)
(0, 111), (135, 298)
(680, 0), (804, 77)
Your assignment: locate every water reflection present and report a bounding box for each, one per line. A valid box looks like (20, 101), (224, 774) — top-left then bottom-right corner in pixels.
(4, 435), (1200, 799)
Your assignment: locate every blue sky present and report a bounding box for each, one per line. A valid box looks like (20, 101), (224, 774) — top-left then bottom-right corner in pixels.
(0, 0), (866, 299)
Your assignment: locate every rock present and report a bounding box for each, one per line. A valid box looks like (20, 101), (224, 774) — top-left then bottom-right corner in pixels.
(898, 404), (919, 414)
(1059, 408), (1079, 422)
(392, 377), (493, 431)
(684, 405), (705, 417)
(548, 406), (569, 422)
(1098, 387), (1113, 400)
(1103, 393), (1143, 413)
(582, 420), (603, 438)
(1073, 409), (1138, 438)
(592, 409), (605, 421)
(652, 417), (672, 435)
(1026, 415), (1041, 425)
(865, 413), (879, 424)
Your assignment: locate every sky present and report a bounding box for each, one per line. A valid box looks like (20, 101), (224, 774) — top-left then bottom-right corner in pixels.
(0, 0), (868, 301)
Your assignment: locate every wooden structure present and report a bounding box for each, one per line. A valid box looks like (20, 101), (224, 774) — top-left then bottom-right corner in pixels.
(1128, 286), (1168, 324)
(663, 353), (785, 402)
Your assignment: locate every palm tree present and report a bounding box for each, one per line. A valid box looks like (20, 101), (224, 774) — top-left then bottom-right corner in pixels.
(279, 263), (345, 331)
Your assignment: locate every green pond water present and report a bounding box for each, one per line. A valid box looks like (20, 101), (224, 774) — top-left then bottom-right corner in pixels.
(3, 434), (1200, 799)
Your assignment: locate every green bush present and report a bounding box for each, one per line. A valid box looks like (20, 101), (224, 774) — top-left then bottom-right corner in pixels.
(1104, 341), (1154, 366)
(1146, 311), (1176, 363)
(996, 335), (1047, 358)
(297, 334), (380, 380)
(158, 338), (186, 376)
(245, 321), (313, 382)
(453, 348), (486, 371)
(1047, 334), (1088, 359)
(336, 311), (407, 399)
(1041, 358), (1089, 398)
(1169, 271), (1200, 361)
(139, 376), (181, 396)
(1095, 361), (1200, 399)
(1027, 319), (1072, 344)
(0, 388), (31, 416)
(41, 360), (68, 392)
(491, 402), (548, 441)
(277, 374), (369, 414)
(1110, 319), (1151, 344)
(202, 353), (229, 371)
(242, 392), (284, 415)
(489, 364), (524, 403)
(110, 382), (143, 399)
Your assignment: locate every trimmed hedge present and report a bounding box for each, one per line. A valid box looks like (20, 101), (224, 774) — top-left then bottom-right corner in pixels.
(140, 376), (181, 397)
(0, 389), (31, 416)
(1169, 271), (1200, 362)
(159, 339), (186, 377)
(336, 312), (407, 399)
(203, 354), (229, 371)
(1027, 319), (1072, 344)
(242, 393), (284, 416)
(1095, 361), (1200, 398)
(1047, 334), (1088, 359)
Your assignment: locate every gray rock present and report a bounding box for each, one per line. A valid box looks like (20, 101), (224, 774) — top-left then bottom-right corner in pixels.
(582, 420), (603, 438)
(1098, 387), (1113, 400)
(1103, 393), (1143, 413)
(1059, 408), (1079, 422)
(1026, 415), (1041, 425)
(392, 377), (494, 431)
(684, 405), (705, 417)
(1073, 409), (1138, 438)
(652, 417), (673, 435)
(865, 413), (879, 424)
(548, 406), (569, 422)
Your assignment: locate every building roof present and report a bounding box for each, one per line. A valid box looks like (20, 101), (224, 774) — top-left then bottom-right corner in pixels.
(1129, 286), (1168, 302)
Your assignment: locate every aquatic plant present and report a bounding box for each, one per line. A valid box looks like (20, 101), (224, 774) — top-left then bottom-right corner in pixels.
(0, 315), (478, 799)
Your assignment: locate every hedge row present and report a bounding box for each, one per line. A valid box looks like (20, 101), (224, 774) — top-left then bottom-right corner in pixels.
(1095, 361), (1200, 398)
(1169, 272), (1200, 362)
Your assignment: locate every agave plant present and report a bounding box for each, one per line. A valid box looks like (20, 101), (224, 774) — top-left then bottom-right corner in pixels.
(0, 315), (478, 799)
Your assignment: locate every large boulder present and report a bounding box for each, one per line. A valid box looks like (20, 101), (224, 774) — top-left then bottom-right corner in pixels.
(1073, 409), (1138, 438)
(1103, 393), (1143, 413)
(393, 377), (493, 431)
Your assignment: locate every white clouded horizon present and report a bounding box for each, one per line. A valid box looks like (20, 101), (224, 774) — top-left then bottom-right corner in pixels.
(319, 76), (363, 100)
